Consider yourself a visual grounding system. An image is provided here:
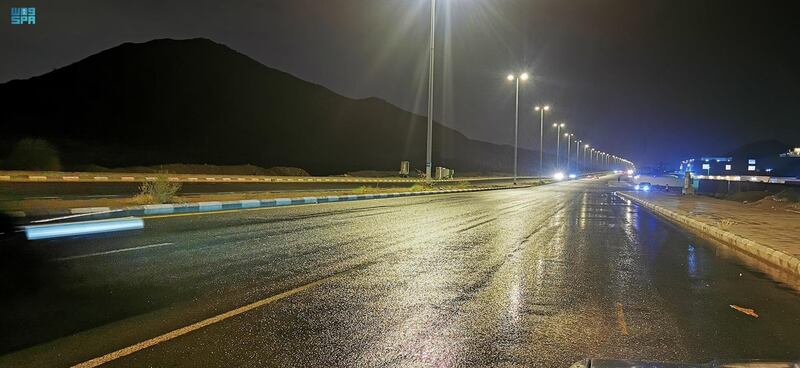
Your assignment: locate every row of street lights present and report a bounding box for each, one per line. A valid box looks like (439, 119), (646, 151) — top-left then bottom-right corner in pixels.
(425, 2), (633, 182)
(505, 71), (634, 182)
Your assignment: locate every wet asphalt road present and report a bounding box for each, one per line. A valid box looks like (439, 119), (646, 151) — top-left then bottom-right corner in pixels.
(1, 177), (799, 367)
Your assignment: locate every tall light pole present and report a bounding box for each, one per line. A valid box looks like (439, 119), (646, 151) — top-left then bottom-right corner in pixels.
(590, 148), (596, 170)
(576, 139), (581, 172)
(599, 152), (604, 170)
(552, 122), (565, 170)
(507, 72), (529, 185)
(534, 105), (550, 174)
(425, 0), (436, 182)
(565, 133), (573, 173)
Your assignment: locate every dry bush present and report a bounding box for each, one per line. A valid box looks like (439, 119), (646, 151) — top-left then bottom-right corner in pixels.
(138, 175), (182, 204)
(717, 218), (736, 230)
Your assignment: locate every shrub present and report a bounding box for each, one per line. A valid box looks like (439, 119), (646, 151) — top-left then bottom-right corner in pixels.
(353, 185), (387, 194)
(3, 138), (61, 171)
(409, 183), (433, 192)
(717, 219), (736, 230)
(138, 176), (182, 204)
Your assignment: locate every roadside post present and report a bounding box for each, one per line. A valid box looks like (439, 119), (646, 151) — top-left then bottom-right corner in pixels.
(682, 171), (694, 195)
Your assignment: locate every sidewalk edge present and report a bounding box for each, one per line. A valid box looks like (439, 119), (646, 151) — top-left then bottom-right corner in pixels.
(617, 191), (800, 278)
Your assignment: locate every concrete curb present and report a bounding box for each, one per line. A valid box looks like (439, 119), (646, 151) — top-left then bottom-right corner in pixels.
(21, 186), (524, 223)
(617, 191), (800, 278)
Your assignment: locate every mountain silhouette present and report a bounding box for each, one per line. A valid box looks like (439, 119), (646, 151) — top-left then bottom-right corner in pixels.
(0, 38), (548, 175)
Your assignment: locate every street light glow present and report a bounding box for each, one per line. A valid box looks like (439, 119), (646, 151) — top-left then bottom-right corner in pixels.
(507, 74), (514, 81)
(520, 72), (529, 80)
(544, 105), (550, 111)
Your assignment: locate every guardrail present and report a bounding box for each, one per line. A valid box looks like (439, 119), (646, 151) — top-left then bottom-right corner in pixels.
(0, 170), (544, 184)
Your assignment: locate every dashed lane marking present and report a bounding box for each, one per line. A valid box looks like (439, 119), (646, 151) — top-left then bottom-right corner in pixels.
(615, 302), (629, 335)
(53, 242), (174, 261)
(71, 274), (338, 368)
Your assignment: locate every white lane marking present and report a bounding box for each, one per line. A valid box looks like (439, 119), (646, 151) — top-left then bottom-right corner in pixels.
(615, 302), (629, 335)
(53, 242), (174, 261)
(71, 274), (336, 368)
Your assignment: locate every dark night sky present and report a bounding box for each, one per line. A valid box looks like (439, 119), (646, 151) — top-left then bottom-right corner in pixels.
(2, 0), (799, 167)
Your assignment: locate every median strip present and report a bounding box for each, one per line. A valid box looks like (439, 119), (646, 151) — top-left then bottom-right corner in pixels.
(16, 186), (528, 223)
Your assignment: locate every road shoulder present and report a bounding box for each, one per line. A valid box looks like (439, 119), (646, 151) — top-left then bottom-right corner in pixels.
(617, 191), (800, 279)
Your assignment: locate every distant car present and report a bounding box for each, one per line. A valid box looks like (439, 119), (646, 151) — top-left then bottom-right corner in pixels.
(635, 182), (652, 191)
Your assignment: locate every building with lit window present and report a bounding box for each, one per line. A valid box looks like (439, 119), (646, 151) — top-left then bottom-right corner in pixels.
(679, 147), (800, 183)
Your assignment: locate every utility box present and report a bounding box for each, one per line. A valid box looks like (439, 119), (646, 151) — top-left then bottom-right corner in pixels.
(435, 167), (454, 180)
(399, 161), (410, 177)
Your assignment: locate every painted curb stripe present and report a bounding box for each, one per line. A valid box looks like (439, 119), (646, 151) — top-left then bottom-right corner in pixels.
(198, 202), (222, 211)
(143, 204), (175, 215)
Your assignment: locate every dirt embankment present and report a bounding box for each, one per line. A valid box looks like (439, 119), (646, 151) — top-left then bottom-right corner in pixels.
(76, 164), (309, 176)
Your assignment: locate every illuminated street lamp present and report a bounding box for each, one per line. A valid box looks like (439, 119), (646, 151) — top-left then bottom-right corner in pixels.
(552, 122), (565, 169)
(576, 139), (581, 172)
(507, 72), (529, 184)
(534, 105), (550, 174)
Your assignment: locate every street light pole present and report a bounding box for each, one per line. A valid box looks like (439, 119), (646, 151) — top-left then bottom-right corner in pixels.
(565, 133), (572, 173)
(514, 76), (519, 184)
(576, 140), (581, 172)
(553, 122), (564, 170)
(583, 144), (589, 170)
(507, 73), (528, 185)
(425, 0), (436, 182)
(534, 105), (549, 174)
